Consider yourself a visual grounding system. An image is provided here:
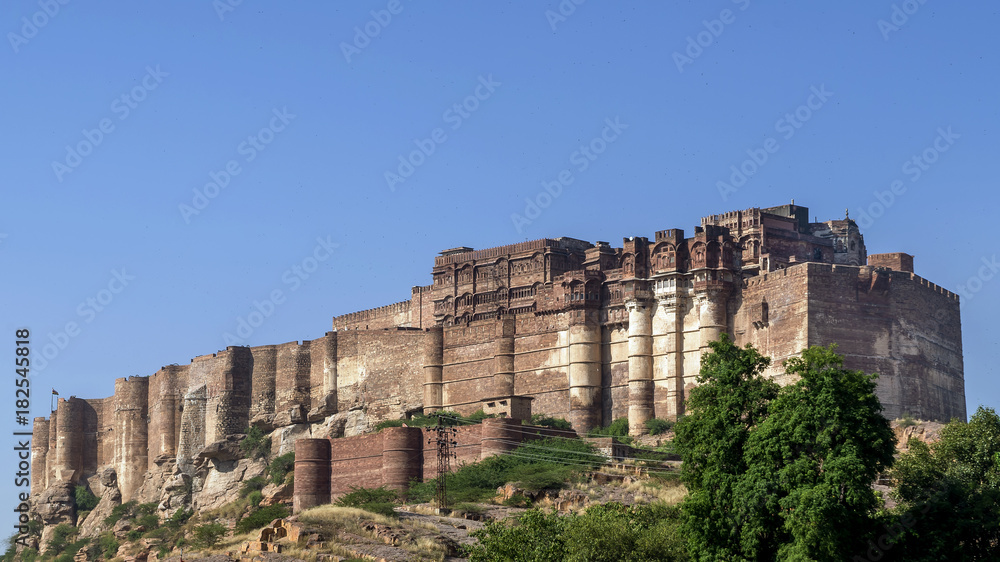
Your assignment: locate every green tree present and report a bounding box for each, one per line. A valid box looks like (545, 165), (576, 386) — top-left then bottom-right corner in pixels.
(740, 345), (896, 560)
(883, 406), (1000, 561)
(674, 333), (779, 560)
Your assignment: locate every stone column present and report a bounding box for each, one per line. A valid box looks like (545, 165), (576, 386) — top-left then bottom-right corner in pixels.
(568, 313), (602, 433)
(627, 299), (654, 435)
(657, 290), (686, 420)
(422, 327), (444, 414)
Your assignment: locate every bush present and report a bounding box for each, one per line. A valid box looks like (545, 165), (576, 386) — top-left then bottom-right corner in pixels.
(240, 426), (272, 460)
(74, 485), (99, 511)
(528, 415), (573, 431)
(239, 476), (268, 498)
(105, 500), (137, 527)
(235, 504), (290, 534)
(588, 417), (630, 438)
(268, 452), (295, 485)
(97, 533), (121, 560)
(897, 412), (918, 428)
(247, 490), (264, 507)
(502, 493), (533, 508)
(193, 523), (226, 548)
(167, 507), (193, 529)
(645, 417), (673, 435)
(136, 513), (159, 530)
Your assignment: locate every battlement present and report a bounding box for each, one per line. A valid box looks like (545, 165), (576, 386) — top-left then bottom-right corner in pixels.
(433, 237), (592, 267)
(332, 299), (412, 330)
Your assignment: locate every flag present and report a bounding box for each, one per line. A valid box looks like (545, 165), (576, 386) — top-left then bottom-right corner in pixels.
(52, 389), (58, 395)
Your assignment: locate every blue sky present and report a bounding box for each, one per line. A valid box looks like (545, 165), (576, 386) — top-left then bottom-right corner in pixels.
(1, 0), (997, 533)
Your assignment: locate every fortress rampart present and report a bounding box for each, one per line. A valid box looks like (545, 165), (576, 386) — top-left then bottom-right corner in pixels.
(30, 202), (966, 514)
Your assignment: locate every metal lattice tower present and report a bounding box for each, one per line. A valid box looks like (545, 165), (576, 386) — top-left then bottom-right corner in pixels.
(428, 416), (458, 511)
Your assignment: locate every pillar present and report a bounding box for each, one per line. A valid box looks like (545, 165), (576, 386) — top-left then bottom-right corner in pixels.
(492, 316), (516, 398)
(422, 327), (444, 414)
(293, 438), (331, 513)
(568, 313), (602, 433)
(658, 289), (686, 420)
(627, 299), (654, 436)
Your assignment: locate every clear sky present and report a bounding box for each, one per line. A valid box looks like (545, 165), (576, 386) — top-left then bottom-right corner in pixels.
(1, 0), (997, 534)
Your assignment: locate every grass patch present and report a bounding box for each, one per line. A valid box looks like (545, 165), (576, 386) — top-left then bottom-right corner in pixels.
(335, 486), (400, 518)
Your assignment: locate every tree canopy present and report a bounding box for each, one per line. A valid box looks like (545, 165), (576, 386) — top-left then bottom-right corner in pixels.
(675, 336), (896, 561)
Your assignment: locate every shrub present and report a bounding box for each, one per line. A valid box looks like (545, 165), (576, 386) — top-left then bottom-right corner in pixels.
(588, 417), (629, 438)
(240, 426), (272, 460)
(529, 415), (573, 431)
(45, 524), (76, 556)
(645, 417), (673, 435)
(136, 513), (159, 530)
(105, 500), (137, 527)
(897, 412), (918, 428)
(167, 507), (193, 529)
(268, 452), (295, 485)
(98, 533), (119, 558)
(239, 476), (268, 498)
(193, 523), (226, 548)
(74, 485), (99, 511)
(502, 493), (533, 508)
(247, 490), (264, 507)
(235, 505), (290, 534)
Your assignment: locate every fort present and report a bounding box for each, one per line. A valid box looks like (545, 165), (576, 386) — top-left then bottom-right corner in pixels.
(29, 202), (965, 527)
